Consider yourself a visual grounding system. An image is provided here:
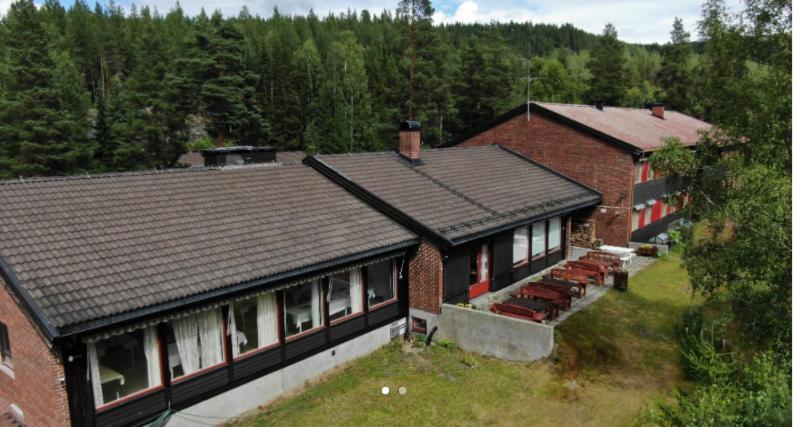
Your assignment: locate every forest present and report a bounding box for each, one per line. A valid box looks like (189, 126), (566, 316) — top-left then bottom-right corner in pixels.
(0, 0), (707, 177)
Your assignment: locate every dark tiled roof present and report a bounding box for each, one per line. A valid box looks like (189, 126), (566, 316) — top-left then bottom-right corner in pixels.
(0, 164), (416, 328)
(313, 145), (601, 242)
(177, 151), (305, 167)
(535, 102), (712, 151)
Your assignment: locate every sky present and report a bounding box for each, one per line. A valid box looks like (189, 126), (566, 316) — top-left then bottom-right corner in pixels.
(3, 0), (745, 44)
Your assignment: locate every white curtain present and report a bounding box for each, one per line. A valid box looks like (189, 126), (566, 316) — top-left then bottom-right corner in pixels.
(311, 281), (321, 328)
(479, 244), (489, 282)
(172, 314), (201, 375)
(198, 309), (224, 368)
(350, 269), (363, 313)
(87, 341), (104, 406)
(228, 302), (240, 358)
(143, 326), (161, 387)
(257, 292), (278, 346)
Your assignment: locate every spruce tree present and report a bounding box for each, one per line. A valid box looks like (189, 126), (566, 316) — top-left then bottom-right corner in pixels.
(0, 0), (93, 178)
(658, 18), (693, 112)
(586, 23), (626, 106)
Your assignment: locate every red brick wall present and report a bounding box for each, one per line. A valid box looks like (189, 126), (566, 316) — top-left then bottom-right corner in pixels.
(0, 279), (70, 426)
(408, 241), (444, 314)
(461, 111), (636, 246)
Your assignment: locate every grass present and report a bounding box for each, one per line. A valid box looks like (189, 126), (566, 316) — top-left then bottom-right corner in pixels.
(230, 254), (694, 427)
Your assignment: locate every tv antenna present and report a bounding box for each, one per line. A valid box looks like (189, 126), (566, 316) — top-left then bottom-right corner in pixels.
(517, 42), (544, 121)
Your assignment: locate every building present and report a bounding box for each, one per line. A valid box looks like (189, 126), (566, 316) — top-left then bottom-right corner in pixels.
(449, 102), (711, 246)
(177, 149), (305, 168)
(0, 123), (600, 426)
(0, 162), (417, 426)
(306, 121), (601, 333)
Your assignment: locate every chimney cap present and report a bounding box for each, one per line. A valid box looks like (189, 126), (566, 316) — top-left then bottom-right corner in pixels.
(400, 120), (421, 131)
(595, 100), (604, 111)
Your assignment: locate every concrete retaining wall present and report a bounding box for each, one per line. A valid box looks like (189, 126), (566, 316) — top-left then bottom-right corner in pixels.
(167, 319), (404, 426)
(435, 304), (554, 362)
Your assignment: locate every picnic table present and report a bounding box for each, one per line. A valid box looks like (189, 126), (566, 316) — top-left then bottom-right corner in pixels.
(598, 245), (636, 266)
(490, 298), (551, 323)
(531, 280), (583, 299)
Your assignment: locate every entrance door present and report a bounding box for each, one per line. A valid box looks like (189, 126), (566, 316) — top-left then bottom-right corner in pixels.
(468, 243), (490, 300)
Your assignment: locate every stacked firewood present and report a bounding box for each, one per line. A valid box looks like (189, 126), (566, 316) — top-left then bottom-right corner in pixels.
(570, 220), (596, 248)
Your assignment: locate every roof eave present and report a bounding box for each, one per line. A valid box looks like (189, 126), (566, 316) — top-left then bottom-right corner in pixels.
(448, 196), (601, 248)
(0, 256), (60, 343)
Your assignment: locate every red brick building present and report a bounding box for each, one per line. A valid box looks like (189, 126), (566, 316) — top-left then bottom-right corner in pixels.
(451, 102), (711, 246)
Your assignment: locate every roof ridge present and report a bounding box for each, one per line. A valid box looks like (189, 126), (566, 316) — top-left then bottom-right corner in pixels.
(0, 161), (296, 186)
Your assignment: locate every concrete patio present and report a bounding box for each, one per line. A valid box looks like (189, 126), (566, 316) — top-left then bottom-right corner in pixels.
(470, 246), (657, 327)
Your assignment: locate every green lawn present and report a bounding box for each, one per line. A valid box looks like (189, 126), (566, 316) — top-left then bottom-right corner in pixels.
(231, 254), (694, 427)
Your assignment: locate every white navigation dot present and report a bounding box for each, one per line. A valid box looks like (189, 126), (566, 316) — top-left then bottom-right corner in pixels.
(381, 386), (390, 395)
(398, 386), (407, 395)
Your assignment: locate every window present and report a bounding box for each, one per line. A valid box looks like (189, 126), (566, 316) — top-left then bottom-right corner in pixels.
(164, 308), (225, 380)
(411, 317), (427, 334)
(548, 217), (561, 251)
(367, 260), (396, 308)
(284, 281), (323, 337)
(230, 292), (279, 358)
(328, 269), (363, 322)
(531, 222), (546, 258)
(87, 327), (161, 407)
(512, 227), (529, 265)
(0, 322), (11, 370)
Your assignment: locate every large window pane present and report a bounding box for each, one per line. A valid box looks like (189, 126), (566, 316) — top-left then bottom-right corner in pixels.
(164, 308), (224, 379)
(532, 222), (546, 257)
(367, 260), (395, 308)
(548, 217), (561, 250)
(88, 327), (161, 407)
(329, 269), (363, 322)
(284, 281), (323, 337)
(512, 227), (529, 264)
(231, 293), (279, 357)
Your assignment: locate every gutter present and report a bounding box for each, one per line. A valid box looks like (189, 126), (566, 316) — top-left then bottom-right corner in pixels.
(0, 256), (60, 343)
(57, 240), (418, 338)
(305, 155), (455, 250)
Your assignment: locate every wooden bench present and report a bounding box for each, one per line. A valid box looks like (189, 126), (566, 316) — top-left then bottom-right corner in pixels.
(548, 268), (592, 286)
(538, 277), (586, 297)
(565, 261), (607, 284)
(529, 280), (581, 299)
(581, 253), (621, 270)
(490, 299), (549, 323)
(512, 285), (570, 311)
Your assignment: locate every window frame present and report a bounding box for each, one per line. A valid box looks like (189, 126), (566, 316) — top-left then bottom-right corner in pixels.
(166, 309), (229, 384)
(230, 295), (281, 361)
(329, 268), (365, 326)
(547, 216), (562, 253)
(531, 222), (546, 260)
(284, 280), (326, 342)
(0, 322), (12, 372)
(512, 226), (529, 267)
(367, 260), (399, 311)
(92, 328), (166, 411)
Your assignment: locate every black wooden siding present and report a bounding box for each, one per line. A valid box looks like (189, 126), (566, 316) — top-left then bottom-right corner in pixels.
(232, 347), (281, 380)
(631, 211), (682, 242)
(444, 246), (470, 304)
(95, 390), (168, 427)
(491, 231), (514, 291)
(633, 178), (671, 203)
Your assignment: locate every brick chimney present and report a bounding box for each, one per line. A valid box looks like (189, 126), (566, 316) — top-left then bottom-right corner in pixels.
(399, 120), (422, 164)
(651, 102), (665, 119)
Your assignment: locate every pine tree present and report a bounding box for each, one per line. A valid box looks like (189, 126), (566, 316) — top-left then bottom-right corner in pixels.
(397, 0), (433, 118)
(586, 23), (626, 106)
(291, 39), (323, 151)
(0, 0), (93, 178)
(658, 18), (693, 112)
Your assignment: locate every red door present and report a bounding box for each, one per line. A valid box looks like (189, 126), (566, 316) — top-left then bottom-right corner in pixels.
(468, 243), (490, 300)
(638, 208), (647, 228)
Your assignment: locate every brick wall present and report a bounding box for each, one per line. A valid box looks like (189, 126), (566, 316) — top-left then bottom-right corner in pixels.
(461, 111), (636, 246)
(408, 241), (444, 314)
(0, 279), (70, 427)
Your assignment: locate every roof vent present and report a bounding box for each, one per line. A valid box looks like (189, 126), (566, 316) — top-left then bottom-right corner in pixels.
(595, 100), (604, 111)
(200, 146), (277, 167)
(399, 121), (422, 164)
